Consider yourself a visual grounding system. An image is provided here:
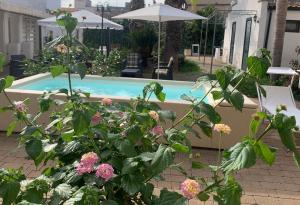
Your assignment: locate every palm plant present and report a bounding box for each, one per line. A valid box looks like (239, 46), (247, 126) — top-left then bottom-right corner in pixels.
(130, 0), (145, 11)
(129, 0), (145, 31)
(272, 0), (288, 67)
(164, 0), (187, 71)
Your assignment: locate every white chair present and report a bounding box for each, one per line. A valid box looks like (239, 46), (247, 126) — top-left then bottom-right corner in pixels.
(257, 85), (300, 127)
(256, 67), (300, 127)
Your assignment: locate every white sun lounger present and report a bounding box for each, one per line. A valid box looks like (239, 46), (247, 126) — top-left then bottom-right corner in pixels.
(257, 85), (300, 127)
(256, 67), (300, 127)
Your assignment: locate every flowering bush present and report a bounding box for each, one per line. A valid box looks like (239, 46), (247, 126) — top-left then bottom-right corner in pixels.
(0, 12), (299, 205)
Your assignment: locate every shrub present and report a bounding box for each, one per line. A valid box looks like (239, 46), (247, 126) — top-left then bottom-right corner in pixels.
(180, 59), (201, 73)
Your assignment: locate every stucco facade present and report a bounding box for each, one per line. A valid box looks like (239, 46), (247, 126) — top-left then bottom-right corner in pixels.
(223, 0), (300, 69)
(0, 0), (49, 59)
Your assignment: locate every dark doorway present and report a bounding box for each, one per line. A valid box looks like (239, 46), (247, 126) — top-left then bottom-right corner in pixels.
(241, 18), (252, 70)
(229, 22), (236, 64)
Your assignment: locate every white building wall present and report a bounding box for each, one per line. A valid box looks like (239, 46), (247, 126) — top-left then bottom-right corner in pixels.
(222, 0), (269, 69)
(0, 0), (49, 59)
(267, 10), (300, 67)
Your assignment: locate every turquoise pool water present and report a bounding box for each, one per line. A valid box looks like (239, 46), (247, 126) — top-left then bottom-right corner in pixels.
(13, 76), (207, 102)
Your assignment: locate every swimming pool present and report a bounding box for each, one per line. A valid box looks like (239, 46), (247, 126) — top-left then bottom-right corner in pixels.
(1, 73), (257, 149)
(11, 74), (208, 102)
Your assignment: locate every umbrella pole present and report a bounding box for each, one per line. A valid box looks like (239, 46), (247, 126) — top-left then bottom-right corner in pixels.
(157, 19), (161, 80)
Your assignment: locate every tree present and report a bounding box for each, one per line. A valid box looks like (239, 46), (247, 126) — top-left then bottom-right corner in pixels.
(272, 0), (288, 67)
(129, 0), (145, 31)
(164, 0), (187, 71)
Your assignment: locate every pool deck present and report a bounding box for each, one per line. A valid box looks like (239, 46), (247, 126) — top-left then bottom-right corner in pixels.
(1, 130), (300, 205)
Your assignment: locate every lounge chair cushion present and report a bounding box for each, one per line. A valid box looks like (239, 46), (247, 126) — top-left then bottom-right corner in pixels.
(155, 69), (168, 75)
(121, 68), (142, 77)
(126, 53), (139, 67)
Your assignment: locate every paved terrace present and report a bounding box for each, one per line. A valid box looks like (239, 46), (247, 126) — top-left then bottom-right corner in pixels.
(0, 131), (300, 205)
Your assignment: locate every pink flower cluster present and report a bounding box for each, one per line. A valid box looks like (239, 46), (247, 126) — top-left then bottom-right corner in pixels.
(14, 101), (27, 112)
(102, 98), (112, 106)
(96, 163), (114, 181)
(91, 112), (102, 126)
(76, 152), (99, 175)
(151, 125), (164, 136)
(75, 153), (114, 182)
(180, 179), (201, 199)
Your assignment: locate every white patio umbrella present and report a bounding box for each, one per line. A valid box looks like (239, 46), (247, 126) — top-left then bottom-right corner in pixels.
(113, 4), (206, 79)
(38, 10), (123, 30)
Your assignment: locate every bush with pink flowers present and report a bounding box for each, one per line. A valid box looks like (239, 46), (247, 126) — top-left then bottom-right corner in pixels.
(0, 12), (299, 205)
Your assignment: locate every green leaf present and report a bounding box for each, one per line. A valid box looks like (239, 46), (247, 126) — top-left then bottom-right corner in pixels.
(197, 102), (221, 124)
(151, 145), (174, 174)
(1, 182), (20, 205)
(247, 56), (269, 78)
(50, 65), (66, 78)
(273, 114), (297, 151)
(140, 183), (154, 204)
(215, 176), (242, 205)
(4, 75), (14, 89)
(211, 90), (223, 100)
(197, 192), (209, 201)
(143, 82), (166, 102)
(72, 110), (89, 135)
(62, 141), (81, 155)
(73, 63), (87, 79)
(158, 189), (187, 205)
(125, 125), (142, 144)
(117, 139), (137, 157)
(25, 139), (43, 162)
(51, 183), (72, 204)
(228, 92), (244, 111)
(22, 189), (43, 204)
(101, 200), (119, 205)
(7, 121), (17, 137)
(192, 161), (206, 169)
(254, 140), (276, 166)
(216, 69), (230, 90)
(153, 83), (166, 102)
(63, 189), (84, 205)
(0, 54), (5, 72)
(221, 139), (256, 173)
(171, 143), (190, 153)
(121, 174), (144, 195)
(39, 98), (53, 113)
(196, 121), (213, 137)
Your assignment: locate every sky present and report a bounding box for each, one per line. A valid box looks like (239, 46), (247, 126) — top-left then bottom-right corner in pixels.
(91, 0), (164, 7)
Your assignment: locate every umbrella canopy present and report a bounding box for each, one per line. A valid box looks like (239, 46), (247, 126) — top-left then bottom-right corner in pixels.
(38, 10), (123, 30)
(113, 4), (206, 79)
(113, 3), (206, 22)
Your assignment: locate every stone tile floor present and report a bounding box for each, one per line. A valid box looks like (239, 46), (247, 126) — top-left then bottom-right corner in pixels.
(0, 131), (300, 205)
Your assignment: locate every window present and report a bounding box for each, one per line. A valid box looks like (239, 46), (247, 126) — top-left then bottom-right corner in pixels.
(286, 20), (300, 33)
(23, 17), (36, 41)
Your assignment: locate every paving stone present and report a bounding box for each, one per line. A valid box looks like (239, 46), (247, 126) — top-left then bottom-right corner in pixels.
(1, 132), (300, 205)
